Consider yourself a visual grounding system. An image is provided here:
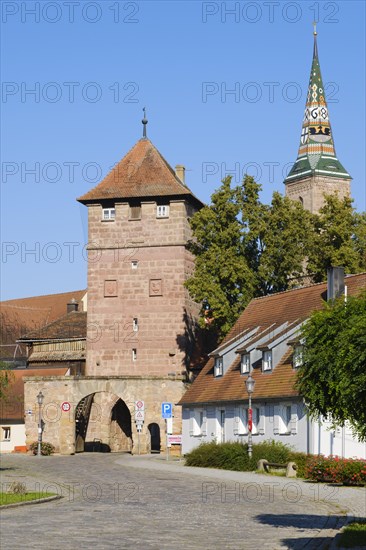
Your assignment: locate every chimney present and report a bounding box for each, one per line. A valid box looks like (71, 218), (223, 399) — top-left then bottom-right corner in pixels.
(175, 165), (186, 184)
(327, 267), (345, 301)
(67, 298), (79, 313)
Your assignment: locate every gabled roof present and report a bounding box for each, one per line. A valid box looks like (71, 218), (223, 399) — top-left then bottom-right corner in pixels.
(19, 311), (87, 342)
(179, 272), (366, 405)
(77, 138), (204, 207)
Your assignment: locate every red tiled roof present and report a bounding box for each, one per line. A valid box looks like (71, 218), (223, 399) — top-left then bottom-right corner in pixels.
(0, 368), (69, 421)
(179, 273), (366, 405)
(0, 290), (86, 357)
(77, 138), (203, 207)
(19, 311), (87, 341)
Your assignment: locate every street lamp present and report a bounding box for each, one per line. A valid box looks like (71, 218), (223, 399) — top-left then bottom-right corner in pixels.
(245, 373), (256, 458)
(37, 391), (44, 457)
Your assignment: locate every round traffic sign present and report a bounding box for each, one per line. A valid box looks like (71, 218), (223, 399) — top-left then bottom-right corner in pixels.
(61, 402), (71, 412)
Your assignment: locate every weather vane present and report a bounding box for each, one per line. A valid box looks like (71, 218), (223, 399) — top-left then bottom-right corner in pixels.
(142, 107), (148, 138)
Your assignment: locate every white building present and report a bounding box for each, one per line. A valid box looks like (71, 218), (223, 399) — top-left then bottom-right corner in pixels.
(179, 270), (366, 459)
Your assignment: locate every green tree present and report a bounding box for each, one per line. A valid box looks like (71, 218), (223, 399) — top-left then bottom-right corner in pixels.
(186, 177), (255, 338)
(308, 195), (366, 281)
(296, 292), (366, 440)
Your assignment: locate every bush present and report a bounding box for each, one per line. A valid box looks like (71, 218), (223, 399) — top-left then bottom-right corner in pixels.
(185, 440), (310, 475)
(7, 482), (26, 495)
(29, 442), (55, 456)
(305, 456), (366, 485)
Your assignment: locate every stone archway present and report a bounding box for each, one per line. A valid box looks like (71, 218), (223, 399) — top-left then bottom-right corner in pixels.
(75, 391), (132, 453)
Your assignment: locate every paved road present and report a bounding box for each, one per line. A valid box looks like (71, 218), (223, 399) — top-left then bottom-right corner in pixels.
(0, 453), (365, 550)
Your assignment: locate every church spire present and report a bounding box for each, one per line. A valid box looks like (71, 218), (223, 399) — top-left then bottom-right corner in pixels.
(284, 27), (350, 186)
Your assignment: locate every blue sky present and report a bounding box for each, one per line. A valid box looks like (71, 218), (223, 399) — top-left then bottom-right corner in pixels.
(1, 0), (365, 300)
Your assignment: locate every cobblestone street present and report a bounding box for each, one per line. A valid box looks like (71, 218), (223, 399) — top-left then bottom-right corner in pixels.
(1, 453), (365, 550)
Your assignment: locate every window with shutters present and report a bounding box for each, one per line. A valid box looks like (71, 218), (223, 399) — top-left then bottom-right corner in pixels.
(129, 205), (141, 220)
(189, 409), (207, 437)
(234, 407), (248, 435)
(293, 344), (304, 368)
(274, 403), (297, 435)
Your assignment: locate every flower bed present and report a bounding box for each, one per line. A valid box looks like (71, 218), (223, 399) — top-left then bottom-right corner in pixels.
(305, 455), (366, 485)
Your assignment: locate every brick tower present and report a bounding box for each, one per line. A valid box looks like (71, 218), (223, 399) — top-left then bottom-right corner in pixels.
(284, 27), (351, 213)
(78, 123), (204, 379)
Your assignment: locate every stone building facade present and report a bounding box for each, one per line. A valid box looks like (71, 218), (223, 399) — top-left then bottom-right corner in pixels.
(23, 133), (204, 454)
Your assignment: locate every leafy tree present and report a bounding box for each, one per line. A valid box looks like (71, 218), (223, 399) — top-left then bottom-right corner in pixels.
(186, 177), (255, 338)
(308, 195), (366, 281)
(296, 292), (366, 441)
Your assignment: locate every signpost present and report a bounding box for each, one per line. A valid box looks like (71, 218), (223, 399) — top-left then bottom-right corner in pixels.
(162, 403), (173, 460)
(135, 400), (145, 455)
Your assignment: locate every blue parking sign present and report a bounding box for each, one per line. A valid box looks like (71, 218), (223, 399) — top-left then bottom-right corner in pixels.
(162, 402), (172, 419)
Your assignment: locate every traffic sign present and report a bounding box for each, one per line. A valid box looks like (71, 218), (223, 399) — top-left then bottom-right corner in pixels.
(135, 410), (145, 421)
(162, 402), (172, 419)
(135, 400), (145, 411)
(61, 402), (71, 412)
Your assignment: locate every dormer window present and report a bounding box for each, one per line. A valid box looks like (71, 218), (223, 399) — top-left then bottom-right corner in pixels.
(241, 353), (250, 374)
(214, 357), (223, 377)
(293, 344), (304, 368)
(102, 207), (115, 221)
(157, 205), (169, 218)
(262, 350), (272, 371)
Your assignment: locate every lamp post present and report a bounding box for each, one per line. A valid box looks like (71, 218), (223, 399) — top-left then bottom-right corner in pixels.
(245, 373), (255, 458)
(37, 391), (44, 457)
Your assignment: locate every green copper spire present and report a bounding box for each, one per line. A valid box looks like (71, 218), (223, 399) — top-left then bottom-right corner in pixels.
(284, 27), (351, 184)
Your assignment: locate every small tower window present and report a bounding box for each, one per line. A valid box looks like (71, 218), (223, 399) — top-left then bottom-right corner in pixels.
(133, 318), (138, 332)
(241, 353), (250, 374)
(131, 260), (138, 270)
(157, 205), (169, 218)
(102, 208), (115, 221)
(132, 348), (137, 361)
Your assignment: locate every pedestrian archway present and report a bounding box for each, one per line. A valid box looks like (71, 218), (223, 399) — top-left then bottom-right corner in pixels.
(148, 422), (161, 453)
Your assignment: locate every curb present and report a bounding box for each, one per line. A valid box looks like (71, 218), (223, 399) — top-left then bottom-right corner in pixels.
(0, 495), (62, 510)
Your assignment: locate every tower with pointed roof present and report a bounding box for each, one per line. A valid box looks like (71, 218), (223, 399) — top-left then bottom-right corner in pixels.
(284, 27), (351, 213)
(78, 123), (204, 379)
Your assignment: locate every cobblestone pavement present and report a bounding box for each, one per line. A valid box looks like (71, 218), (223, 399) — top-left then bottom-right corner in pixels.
(0, 453), (365, 550)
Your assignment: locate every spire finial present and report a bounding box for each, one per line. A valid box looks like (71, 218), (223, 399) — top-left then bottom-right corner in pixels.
(142, 107), (148, 138)
(313, 21), (317, 36)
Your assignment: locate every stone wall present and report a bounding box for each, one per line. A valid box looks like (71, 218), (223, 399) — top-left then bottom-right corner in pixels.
(285, 175), (351, 213)
(24, 375), (186, 455)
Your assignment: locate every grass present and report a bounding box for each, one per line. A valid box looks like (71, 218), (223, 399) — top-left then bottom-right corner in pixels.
(0, 492), (56, 506)
(338, 521), (366, 548)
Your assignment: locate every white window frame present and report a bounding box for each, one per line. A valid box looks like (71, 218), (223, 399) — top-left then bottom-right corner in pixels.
(2, 427), (11, 441)
(133, 318), (138, 332)
(234, 406), (248, 435)
(262, 350), (272, 371)
(293, 344), (304, 368)
(156, 205), (170, 218)
(131, 260), (138, 270)
(102, 207), (115, 221)
(214, 357), (223, 377)
(240, 353), (250, 374)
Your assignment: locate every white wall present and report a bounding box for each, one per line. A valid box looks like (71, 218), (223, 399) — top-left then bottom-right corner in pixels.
(182, 402), (366, 459)
(0, 422), (25, 453)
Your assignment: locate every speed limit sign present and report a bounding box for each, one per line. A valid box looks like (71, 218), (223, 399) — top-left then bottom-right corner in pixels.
(61, 402), (71, 412)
